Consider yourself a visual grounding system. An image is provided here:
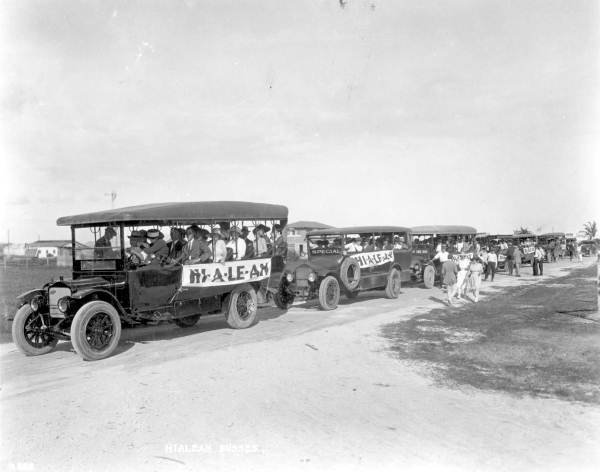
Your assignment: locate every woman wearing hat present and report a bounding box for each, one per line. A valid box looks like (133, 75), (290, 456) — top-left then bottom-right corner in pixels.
(253, 224), (271, 257)
(212, 227), (228, 263)
(226, 226), (246, 261)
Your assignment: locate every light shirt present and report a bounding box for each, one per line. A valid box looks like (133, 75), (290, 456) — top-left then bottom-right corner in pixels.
(487, 252), (498, 263)
(255, 236), (269, 256)
(226, 238), (246, 260)
(214, 240), (227, 262)
(345, 242), (363, 253)
(433, 250), (449, 262)
(458, 258), (470, 270)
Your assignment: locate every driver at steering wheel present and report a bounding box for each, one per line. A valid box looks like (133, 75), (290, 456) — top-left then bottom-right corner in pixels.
(126, 230), (148, 267)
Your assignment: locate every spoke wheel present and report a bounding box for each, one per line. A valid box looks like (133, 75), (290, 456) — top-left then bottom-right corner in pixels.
(12, 305), (58, 356)
(71, 301), (122, 361)
(385, 268), (402, 299)
(224, 284), (258, 329)
(318, 276), (340, 311)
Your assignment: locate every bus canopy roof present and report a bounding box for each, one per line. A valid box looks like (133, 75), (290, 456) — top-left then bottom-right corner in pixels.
(57, 201), (288, 227)
(411, 225), (477, 235)
(308, 226), (411, 236)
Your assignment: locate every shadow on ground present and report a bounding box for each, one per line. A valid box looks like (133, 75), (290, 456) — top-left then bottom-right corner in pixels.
(381, 265), (600, 404)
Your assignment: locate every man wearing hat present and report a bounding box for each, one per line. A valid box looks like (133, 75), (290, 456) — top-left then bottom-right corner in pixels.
(167, 227), (186, 260)
(126, 230), (147, 265)
(227, 226), (246, 261)
(94, 227), (117, 258)
(253, 224), (271, 257)
(273, 223), (287, 257)
(142, 229), (169, 264)
(241, 226), (255, 259)
(176, 225), (209, 265)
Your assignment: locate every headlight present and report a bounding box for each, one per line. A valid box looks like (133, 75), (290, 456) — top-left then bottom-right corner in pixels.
(57, 297), (70, 313)
(285, 273), (294, 283)
(307, 272), (316, 283)
(30, 297), (40, 311)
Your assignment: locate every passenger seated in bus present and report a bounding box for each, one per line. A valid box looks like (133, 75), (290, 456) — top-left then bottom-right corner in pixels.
(273, 224), (288, 257)
(167, 227), (186, 261)
(126, 230), (147, 265)
(393, 236), (407, 250)
(382, 237), (394, 250)
(226, 226), (246, 261)
(345, 237), (363, 253)
(175, 225), (208, 265)
(362, 237), (374, 252)
(213, 227), (228, 263)
(143, 229), (169, 264)
(241, 226), (255, 259)
(253, 224), (271, 257)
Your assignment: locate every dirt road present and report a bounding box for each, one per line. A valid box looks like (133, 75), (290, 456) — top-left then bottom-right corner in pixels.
(1, 259), (599, 471)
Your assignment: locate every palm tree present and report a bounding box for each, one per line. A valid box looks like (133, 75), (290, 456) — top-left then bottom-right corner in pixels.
(514, 227), (531, 235)
(583, 221), (597, 240)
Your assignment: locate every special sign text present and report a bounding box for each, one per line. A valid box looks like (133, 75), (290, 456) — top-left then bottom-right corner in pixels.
(182, 258), (271, 287)
(350, 250), (394, 268)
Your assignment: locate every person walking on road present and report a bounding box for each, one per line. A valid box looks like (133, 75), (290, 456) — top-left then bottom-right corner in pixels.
(576, 243), (583, 263)
(468, 257), (484, 302)
(456, 256), (471, 300)
(513, 244), (522, 277)
(484, 249), (498, 282)
(533, 245), (544, 276)
(442, 258), (459, 306)
(506, 243), (514, 275)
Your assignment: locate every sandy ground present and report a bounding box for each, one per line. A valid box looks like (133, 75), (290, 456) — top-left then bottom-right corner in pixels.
(1, 259), (599, 472)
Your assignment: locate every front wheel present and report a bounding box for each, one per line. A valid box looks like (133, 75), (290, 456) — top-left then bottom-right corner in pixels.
(385, 268), (402, 299)
(274, 288), (294, 310)
(12, 305), (58, 356)
(224, 284), (258, 329)
(318, 276), (340, 311)
(70, 301), (122, 361)
(423, 265), (435, 289)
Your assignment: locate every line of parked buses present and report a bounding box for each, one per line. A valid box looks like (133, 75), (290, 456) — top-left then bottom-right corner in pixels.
(9, 201), (593, 361)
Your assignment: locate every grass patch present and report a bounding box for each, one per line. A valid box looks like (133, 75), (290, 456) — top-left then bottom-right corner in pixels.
(0, 265), (72, 343)
(382, 265), (600, 404)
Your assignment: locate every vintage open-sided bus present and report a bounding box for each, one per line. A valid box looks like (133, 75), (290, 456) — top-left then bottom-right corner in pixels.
(276, 226), (413, 310)
(11, 202), (288, 360)
(410, 225), (478, 288)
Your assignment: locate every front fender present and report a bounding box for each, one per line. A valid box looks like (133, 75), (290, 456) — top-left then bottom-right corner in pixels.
(15, 289), (46, 307)
(70, 288), (128, 317)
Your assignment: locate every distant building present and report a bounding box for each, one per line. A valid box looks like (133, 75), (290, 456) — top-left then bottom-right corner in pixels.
(26, 240), (89, 266)
(285, 221), (332, 259)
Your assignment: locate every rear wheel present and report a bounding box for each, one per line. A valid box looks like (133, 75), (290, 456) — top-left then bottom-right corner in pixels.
(318, 276), (340, 311)
(224, 284), (258, 329)
(12, 305), (58, 356)
(173, 314), (201, 328)
(423, 265), (435, 289)
(70, 301), (122, 361)
(385, 268), (402, 299)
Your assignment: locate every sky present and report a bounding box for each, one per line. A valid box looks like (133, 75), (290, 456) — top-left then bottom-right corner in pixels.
(1, 0), (598, 242)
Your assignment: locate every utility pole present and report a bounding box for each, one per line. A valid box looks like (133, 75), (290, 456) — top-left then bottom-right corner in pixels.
(104, 191), (117, 209)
